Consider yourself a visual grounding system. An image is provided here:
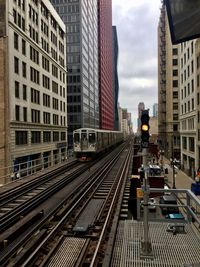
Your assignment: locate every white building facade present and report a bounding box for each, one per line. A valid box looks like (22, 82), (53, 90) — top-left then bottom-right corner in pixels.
(0, 0), (67, 183)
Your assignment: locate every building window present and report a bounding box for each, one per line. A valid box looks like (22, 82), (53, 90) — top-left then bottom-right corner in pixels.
(173, 59), (178, 66)
(22, 39), (26, 55)
(43, 131), (51, 142)
(43, 112), (51, 124)
(192, 98), (194, 110)
(13, 9), (17, 23)
(43, 93), (50, 107)
(173, 102), (178, 110)
(53, 131), (59, 141)
(30, 46), (39, 64)
(31, 88), (40, 104)
(14, 57), (19, 74)
(15, 131), (27, 145)
(52, 80), (58, 94)
(23, 84), (27, 100)
(61, 132), (66, 141)
(172, 48), (178, 55)
(173, 124), (178, 131)
(30, 67), (40, 84)
(189, 137), (195, 152)
(15, 81), (19, 98)
(52, 97), (59, 110)
(42, 75), (50, 89)
(173, 91), (178, 99)
(22, 62), (26, 78)
(31, 109), (40, 123)
(15, 105), (20, 121)
(14, 32), (19, 50)
(173, 69), (178, 76)
(173, 80), (178, 87)
(31, 131), (41, 143)
(173, 114), (178, 120)
(191, 79), (194, 92)
(182, 136), (187, 150)
(23, 107), (27, 122)
(53, 114), (59, 125)
(42, 56), (49, 72)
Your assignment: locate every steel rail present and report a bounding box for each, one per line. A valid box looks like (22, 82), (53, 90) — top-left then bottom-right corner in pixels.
(89, 145), (133, 267)
(20, 145), (127, 267)
(0, 160), (78, 206)
(0, 143), (127, 266)
(0, 163), (93, 233)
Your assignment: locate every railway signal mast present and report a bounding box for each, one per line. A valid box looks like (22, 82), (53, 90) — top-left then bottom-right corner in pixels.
(140, 109), (153, 258)
(141, 110), (150, 149)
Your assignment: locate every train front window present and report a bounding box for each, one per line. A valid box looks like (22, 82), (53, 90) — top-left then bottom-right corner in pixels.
(74, 133), (80, 143)
(89, 133), (95, 143)
(81, 133), (87, 140)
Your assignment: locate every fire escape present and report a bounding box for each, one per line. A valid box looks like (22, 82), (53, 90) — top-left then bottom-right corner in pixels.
(158, 5), (167, 150)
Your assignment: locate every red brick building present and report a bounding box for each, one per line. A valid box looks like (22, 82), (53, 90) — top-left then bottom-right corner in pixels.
(98, 0), (114, 130)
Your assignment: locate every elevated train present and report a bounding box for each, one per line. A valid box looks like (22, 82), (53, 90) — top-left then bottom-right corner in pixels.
(73, 128), (123, 161)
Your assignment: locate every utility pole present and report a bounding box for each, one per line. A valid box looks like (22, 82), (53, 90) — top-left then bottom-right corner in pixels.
(140, 148), (153, 259)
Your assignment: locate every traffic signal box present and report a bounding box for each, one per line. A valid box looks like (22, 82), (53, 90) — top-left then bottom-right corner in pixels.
(141, 110), (150, 148)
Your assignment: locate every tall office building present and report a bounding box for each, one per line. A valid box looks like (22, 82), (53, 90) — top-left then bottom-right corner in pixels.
(98, 0), (114, 130)
(51, 0), (99, 146)
(0, 0), (67, 184)
(153, 103), (158, 117)
(179, 41), (197, 177)
(158, 2), (180, 160)
(112, 26), (119, 131)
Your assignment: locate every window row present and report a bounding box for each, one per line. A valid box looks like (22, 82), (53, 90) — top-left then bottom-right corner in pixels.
(15, 130), (66, 145)
(180, 60), (194, 83)
(13, 9), (25, 31)
(14, 80), (66, 99)
(13, 0), (25, 11)
(14, 57), (66, 89)
(181, 118), (195, 131)
(181, 99), (195, 114)
(181, 80), (194, 99)
(15, 106), (66, 126)
(29, 4), (38, 25)
(182, 136), (195, 152)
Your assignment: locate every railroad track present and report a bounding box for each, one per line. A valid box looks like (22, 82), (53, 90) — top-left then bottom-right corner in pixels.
(0, 141), (132, 266)
(21, 142), (133, 267)
(0, 161), (88, 233)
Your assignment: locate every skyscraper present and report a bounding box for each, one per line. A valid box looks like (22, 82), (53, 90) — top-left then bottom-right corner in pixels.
(51, 0), (99, 146)
(158, 2), (180, 160)
(98, 0), (114, 130)
(112, 25), (119, 130)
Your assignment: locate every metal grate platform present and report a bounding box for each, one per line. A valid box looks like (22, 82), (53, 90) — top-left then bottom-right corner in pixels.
(48, 237), (87, 267)
(111, 220), (200, 267)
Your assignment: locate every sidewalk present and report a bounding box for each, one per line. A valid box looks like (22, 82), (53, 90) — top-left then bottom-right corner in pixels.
(163, 157), (194, 190)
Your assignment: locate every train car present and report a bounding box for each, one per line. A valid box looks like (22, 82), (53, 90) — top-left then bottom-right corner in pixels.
(73, 128), (123, 161)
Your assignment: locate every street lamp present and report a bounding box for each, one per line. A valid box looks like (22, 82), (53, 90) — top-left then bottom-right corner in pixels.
(170, 158), (176, 189)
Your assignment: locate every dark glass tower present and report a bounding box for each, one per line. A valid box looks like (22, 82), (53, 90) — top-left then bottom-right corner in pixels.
(112, 26), (119, 130)
(51, 0), (99, 147)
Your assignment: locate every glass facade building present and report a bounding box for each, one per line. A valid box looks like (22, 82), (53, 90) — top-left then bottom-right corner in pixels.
(112, 26), (119, 130)
(51, 0), (99, 146)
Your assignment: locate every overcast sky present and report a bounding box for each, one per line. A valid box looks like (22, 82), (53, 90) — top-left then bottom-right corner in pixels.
(112, 0), (162, 131)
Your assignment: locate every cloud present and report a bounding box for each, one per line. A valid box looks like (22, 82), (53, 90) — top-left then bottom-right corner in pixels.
(112, 0), (161, 131)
